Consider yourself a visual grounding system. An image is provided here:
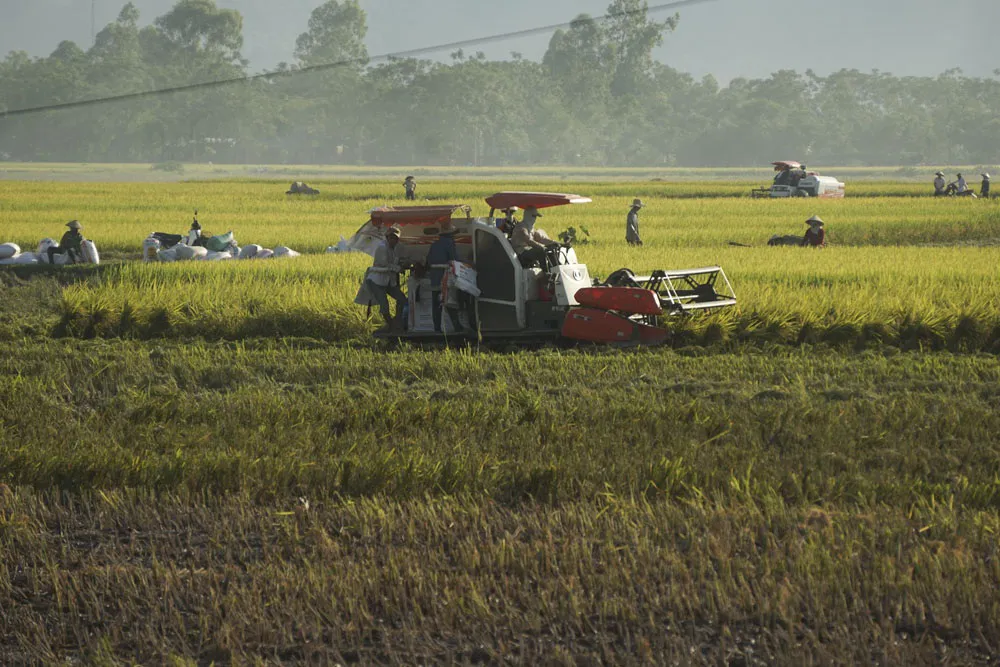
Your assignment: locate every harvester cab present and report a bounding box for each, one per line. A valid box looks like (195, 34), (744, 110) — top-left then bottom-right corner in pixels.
(752, 161), (845, 199)
(349, 192), (736, 345)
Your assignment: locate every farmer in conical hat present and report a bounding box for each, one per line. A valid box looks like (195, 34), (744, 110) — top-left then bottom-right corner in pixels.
(626, 198), (644, 246)
(48, 220), (84, 264)
(981, 173), (991, 199)
(934, 171), (946, 196)
(802, 215), (826, 247)
(403, 175), (417, 201)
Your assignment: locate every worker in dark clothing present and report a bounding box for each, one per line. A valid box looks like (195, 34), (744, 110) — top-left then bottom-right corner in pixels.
(403, 176), (417, 201)
(802, 215), (826, 247)
(426, 220), (463, 333)
(982, 173), (991, 199)
(48, 220), (84, 264)
(626, 199), (644, 246)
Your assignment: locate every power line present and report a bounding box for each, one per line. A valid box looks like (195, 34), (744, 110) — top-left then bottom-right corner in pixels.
(2, 0), (717, 118)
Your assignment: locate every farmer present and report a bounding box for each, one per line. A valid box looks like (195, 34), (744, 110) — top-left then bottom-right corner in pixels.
(187, 213), (202, 245)
(403, 176), (417, 201)
(511, 206), (556, 268)
(426, 220), (463, 333)
(496, 207), (519, 235)
(286, 181), (319, 195)
(365, 225), (407, 332)
(948, 173), (968, 195)
(626, 199), (644, 246)
(982, 173), (991, 199)
(802, 215), (826, 247)
(933, 171), (946, 196)
(48, 220), (84, 264)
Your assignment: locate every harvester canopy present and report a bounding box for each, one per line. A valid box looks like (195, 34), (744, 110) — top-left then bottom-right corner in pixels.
(485, 192), (592, 214)
(772, 161), (802, 171)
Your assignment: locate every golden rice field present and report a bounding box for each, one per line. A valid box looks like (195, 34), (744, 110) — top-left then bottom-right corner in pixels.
(1, 179), (997, 345)
(3, 176), (1000, 664)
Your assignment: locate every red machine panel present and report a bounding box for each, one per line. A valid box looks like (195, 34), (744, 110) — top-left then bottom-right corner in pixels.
(561, 308), (636, 343)
(575, 287), (663, 316)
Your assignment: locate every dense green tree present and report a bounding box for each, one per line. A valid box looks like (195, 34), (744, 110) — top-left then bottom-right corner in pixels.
(2, 0), (999, 167)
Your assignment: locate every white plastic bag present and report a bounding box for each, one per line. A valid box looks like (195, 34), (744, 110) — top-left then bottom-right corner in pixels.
(174, 244), (208, 261)
(257, 248), (274, 260)
(273, 246), (301, 258)
(37, 238), (57, 262)
(205, 251), (234, 261)
(143, 237), (161, 262)
(157, 247), (179, 262)
(0, 252), (39, 265)
(239, 244), (261, 260)
(0, 243), (20, 260)
(81, 239), (100, 265)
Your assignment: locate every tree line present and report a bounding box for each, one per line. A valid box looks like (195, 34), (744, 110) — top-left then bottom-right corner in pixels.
(1, 0), (998, 167)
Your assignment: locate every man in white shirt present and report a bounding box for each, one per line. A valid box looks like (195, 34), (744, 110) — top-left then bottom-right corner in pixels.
(366, 225), (407, 331)
(933, 171), (946, 196)
(950, 173), (968, 194)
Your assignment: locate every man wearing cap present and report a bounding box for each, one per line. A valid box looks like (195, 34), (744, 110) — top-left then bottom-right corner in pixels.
(48, 220), (84, 264)
(426, 220), (464, 334)
(981, 174), (991, 199)
(626, 199), (644, 246)
(403, 176), (417, 201)
(933, 172), (946, 196)
(802, 216), (826, 247)
(949, 173), (968, 195)
(366, 225), (407, 331)
(511, 206), (556, 268)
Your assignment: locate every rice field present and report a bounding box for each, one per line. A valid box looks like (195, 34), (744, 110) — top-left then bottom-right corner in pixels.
(2, 175), (1000, 664)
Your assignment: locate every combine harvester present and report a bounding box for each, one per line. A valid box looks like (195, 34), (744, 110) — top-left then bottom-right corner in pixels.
(350, 192), (736, 345)
(751, 161), (845, 199)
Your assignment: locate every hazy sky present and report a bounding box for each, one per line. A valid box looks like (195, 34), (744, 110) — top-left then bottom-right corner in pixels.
(2, 0), (996, 82)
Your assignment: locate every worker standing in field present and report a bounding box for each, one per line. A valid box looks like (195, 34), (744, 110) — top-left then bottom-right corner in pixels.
(426, 220), (463, 334)
(802, 215), (826, 247)
(366, 225), (407, 332)
(626, 199), (644, 246)
(933, 171), (946, 196)
(511, 206), (556, 268)
(982, 173), (991, 198)
(403, 176), (417, 201)
(47, 220), (84, 264)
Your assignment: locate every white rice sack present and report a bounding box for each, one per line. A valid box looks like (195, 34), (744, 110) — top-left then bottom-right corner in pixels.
(257, 248), (274, 260)
(81, 239), (100, 266)
(174, 244), (208, 261)
(205, 251), (234, 261)
(273, 246), (301, 258)
(143, 237), (161, 262)
(239, 244), (261, 260)
(156, 247), (179, 263)
(37, 238), (57, 262)
(0, 243), (20, 260)
(0, 252), (40, 265)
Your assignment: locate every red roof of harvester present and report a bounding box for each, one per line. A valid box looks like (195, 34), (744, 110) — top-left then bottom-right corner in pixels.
(485, 192), (592, 210)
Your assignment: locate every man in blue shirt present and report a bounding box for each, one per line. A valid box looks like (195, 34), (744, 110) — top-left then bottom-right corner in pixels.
(426, 220), (463, 333)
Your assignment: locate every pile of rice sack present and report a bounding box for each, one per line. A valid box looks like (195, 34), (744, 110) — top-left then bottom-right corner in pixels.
(144, 231), (301, 263)
(0, 239), (100, 265)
